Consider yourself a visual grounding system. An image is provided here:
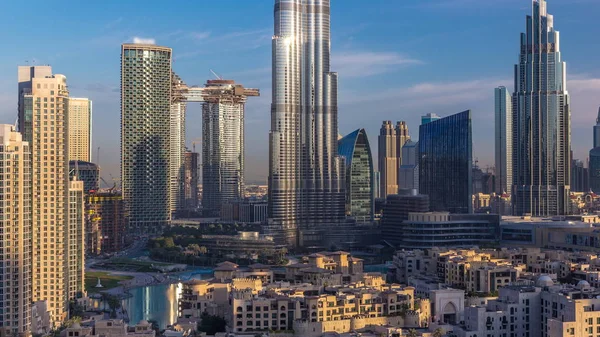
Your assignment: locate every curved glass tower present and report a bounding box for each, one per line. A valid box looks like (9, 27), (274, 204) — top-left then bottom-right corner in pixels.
(338, 129), (374, 221)
(268, 0), (345, 246)
(121, 44), (172, 234)
(512, 0), (571, 216)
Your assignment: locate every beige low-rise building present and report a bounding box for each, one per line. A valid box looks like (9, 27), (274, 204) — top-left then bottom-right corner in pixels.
(213, 262), (274, 284)
(285, 252), (364, 285)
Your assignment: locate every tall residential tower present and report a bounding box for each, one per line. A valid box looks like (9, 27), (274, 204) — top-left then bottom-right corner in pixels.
(512, 0), (571, 216)
(121, 43), (172, 234)
(18, 65), (69, 323)
(495, 86), (513, 195)
(0, 125), (32, 336)
(378, 121), (398, 198)
(268, 0), (345, 247)
(67, 97), (92, 162)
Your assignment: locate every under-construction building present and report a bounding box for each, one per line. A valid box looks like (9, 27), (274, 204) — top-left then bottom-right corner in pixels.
(86, 191), (126, 255)
(194, 80), (259, 216)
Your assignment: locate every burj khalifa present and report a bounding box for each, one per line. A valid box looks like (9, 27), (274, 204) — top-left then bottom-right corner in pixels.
(267, 0), (345, 247)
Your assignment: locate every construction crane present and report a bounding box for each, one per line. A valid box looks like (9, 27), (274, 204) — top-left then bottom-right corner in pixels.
(191, 137), (201, 153)
(210, 69), (222, 80)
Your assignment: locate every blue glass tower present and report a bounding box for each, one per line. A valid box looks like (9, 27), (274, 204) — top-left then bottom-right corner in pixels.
(338, 128), (374, 221)
(419, 110), (472, 214)
(512, 0), (571, 216)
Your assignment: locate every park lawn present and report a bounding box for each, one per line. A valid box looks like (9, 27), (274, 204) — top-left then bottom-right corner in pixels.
(85, 271), (133, 293)
(94, 258), (173, 272)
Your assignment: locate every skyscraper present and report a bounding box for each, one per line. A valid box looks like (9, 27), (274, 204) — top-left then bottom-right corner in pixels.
(395, 121), (410, 188)
(398, 140), (419, 191)
(183, 150), (199, 211)
(338, 128), (374, 222)
(18, 65), (69, 323)
(495, 86), (513, 195)
(170, 73), (186, 214)
(419, 110), (473, 214)
(268, 0), (345, 247)
(421, 113), (440, 125)
(512, 0), (571, 216)
(0, 125), (32, 336)
(121, 43), (172, 234)
(378, 120), (410, 198)
(373, 171), (381, 199)
(67, 97), (92, 162)
(594, 107), (600, 148)
(571, 159), (589, 192)
(66, 179), (85, 301)
(379, 121), (398, 198)
(69, 160), (99, 193)
(589, 108), (600, 192)
(202, 79), (256, 216)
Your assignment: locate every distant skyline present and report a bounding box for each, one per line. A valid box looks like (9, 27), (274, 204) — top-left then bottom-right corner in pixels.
(1, 0), (599, 183)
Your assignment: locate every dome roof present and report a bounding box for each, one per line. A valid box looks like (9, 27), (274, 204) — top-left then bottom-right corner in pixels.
(536, 275), (554, 287)
(577, 280), (591, 289)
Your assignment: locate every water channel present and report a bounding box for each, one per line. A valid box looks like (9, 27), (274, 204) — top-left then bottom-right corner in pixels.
(91, 268), (213, 329)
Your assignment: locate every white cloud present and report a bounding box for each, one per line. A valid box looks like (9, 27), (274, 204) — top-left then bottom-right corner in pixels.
(333, 51), (422, 77)
(132, 37), (156, 45)
(569, 78), (600, 92)
(190, 31), (211, 40)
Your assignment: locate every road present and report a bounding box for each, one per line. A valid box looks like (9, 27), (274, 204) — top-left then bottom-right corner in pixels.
(86, 237), (149, 269)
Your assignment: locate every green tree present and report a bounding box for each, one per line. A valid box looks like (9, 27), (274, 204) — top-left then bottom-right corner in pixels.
(164, 237), (175, 248)
(148, 320), (160, 335)
(102, 294), (122, 318)
(433, 328), (444, 337)
(69, 300), (84, 318)
(197, 312), (226, 335)
(407, 329), (419, 337)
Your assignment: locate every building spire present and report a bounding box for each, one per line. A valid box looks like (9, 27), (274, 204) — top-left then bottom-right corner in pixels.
(596, 106), (600, 125)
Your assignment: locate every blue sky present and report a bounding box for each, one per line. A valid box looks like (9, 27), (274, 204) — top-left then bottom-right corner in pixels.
(0, 0), (599, 183)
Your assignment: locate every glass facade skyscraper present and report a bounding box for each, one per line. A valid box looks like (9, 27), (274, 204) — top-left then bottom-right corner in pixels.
(202, 80), (246, 217)
(121, 43), (172, 234)
(338, 128), (374, 222)
(419, 110), (473, 214)
(169, 73), (187, 214)
(590, 108), (600, 193)
(69, 160), (99, 194)
(512, 0), (571, 216)
(495, 86), (513, 195)
(421, 113), (440, 125)
(268, 0), (345, 247)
